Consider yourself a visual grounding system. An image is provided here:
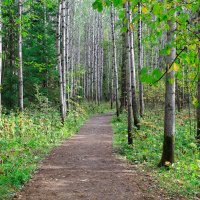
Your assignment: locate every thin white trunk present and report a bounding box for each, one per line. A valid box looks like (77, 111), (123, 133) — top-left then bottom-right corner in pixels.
(57, 2), (65, 122)
(110, 4), (119, 117)
(108, 47), (111, 102)
(66, 0), (70, 110)
(138, 1), (144, 116)
(87, 22), (91, 99)
(61, 0), (67, 114)
(18, 0), (24, 111)
(125, 2), (133, 144)
(100, 15), (104, 101)
(127, 2), (140, 128)
(91, 16), (95, 101)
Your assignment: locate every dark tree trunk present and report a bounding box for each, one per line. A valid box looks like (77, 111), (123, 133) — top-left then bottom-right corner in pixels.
(176, 79), (181, 112)
(197, 47), (200, 141)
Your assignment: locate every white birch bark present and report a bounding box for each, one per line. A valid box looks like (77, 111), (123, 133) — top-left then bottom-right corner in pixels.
(110, 4), (119, 117)
(100, 14), (104, 102)
(57, 2), (65, 122)
(18, 0), (24, 111)
(127, 2), (140, 128)
(66, 0), (70, 110)
(138, 1), (144, 116)
(91, 16), (95, 101)
(125, 2), (133, 144)
(61, 0), (67, 115)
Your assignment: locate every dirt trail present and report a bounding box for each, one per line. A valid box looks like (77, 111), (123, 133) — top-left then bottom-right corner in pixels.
(15, 114), (177, 200)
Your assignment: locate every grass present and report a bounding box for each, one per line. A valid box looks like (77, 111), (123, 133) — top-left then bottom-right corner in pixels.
(112, 109), (200, 199)
(0, 102), (112, 199)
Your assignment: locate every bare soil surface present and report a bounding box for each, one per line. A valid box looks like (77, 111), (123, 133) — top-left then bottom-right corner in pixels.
(14, 114), (182, 200)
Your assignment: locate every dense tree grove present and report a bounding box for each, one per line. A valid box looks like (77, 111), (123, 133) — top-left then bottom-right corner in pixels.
(0, 0), (199, 198)
(0, 0), (199, 161)
(92, 0), (199, 166)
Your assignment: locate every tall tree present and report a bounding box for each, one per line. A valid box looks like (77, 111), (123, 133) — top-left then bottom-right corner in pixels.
(138, 1), (144, 117)
(110, 3), (119, 117)
(120, 23), (127, 113)
(127, 1), (140, 128)
(125, 2), (133, 145)
(18, 0), (24, 111)
(159, 11), (176, 166)
(57, 1), (65, 123)
(66, 0), (70, 110)
(61, 0), (67, 115)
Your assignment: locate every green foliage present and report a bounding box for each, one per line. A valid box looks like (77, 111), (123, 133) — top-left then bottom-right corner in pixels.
(1, 0), (58, 109)
(92, 0), (124, 11)
(112, 110), (200, 199)
(92, 0), (103, 12)
(0, 110), (82, 199)
(84, 102), (114, 114)
(140, 68), (163, 84)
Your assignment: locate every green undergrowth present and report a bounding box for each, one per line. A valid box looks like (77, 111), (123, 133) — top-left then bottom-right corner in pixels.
(112, 109), (199, 199)
(0, 102), (111, 199)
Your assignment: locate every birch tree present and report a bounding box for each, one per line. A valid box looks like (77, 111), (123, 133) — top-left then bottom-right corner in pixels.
(110, 3), (119, 117)
(127, 2), (140, 128)
(138, 1), (144, 117)
(120, 22), (127, 113)
(61, 0), (67, 115)
(159, 12), (176, 166)
(57, 1), (65, 123)
(125, 2), (133, 145)
(66, 0), (70, 110)
(18, 0), (24, 111)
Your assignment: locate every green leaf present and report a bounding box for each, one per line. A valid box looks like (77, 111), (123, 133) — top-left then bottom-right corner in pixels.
(153, 4), (160, 15)
(92, 0), (103, 12)
(121, 27), (127, 33)
(119, 10), (125, 19)
(113, 0), (122, 7)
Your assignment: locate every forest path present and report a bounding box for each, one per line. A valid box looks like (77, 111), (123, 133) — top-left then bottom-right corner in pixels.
(15, 114), (171, 200)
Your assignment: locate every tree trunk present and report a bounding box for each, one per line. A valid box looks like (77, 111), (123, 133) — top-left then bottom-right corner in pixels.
(159, 17), (176, 166)
(196, 10), (200, 141)
(127, 2), (140, 128)
(61, 0), (67, 115)
(18, 0), (24, 112)
(120, 29), (127, 113)
(138, 1), (144, 117)
(57, 2), (65, 123)
(66, 1), (70, 110)
(110, 3), (119, 117)
(111, 67), (114, 109)
(182, 66), (185, 108)
(176, 79), (181, 112)
(125, 2), (133, 145)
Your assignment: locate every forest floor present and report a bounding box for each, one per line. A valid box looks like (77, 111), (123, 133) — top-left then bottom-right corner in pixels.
(14, 113), (183, 200)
